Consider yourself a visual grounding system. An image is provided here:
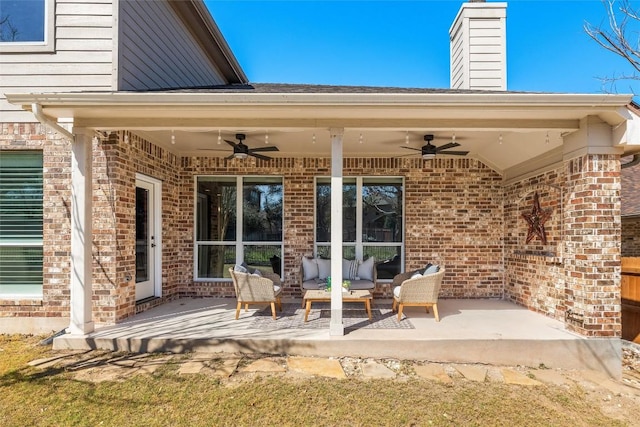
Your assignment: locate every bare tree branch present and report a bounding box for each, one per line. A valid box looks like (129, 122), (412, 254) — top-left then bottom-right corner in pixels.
(0, 14), (19, 42)
(585, 0), (640, 92)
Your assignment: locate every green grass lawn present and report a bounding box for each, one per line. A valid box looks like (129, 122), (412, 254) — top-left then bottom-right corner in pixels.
(0, 335), (630, 427)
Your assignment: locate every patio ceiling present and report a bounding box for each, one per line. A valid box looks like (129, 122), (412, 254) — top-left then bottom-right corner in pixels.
(7, 89), (637, 175)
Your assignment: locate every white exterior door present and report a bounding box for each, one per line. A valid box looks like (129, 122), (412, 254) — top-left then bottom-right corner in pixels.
(135, 175), (161, 301)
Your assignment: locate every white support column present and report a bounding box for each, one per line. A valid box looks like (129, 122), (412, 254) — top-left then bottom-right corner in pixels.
(329, 128), (344, 336)
(68, 129), (94, 335)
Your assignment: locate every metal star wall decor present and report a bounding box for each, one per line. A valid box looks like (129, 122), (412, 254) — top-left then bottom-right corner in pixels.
(521, 192), (553, 245)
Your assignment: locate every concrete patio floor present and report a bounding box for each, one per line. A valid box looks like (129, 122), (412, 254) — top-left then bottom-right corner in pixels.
(53, 298), (623, 378)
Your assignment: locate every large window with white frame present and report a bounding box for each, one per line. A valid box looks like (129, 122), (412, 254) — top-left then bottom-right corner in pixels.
(0, 0), (55, 53)
(195, 176), (283, 280)
(315, 177), (403, 279)
(0, 151), (43, 298)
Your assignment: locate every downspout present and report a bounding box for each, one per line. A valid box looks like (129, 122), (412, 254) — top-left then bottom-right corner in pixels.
(31, 103), (74, 140)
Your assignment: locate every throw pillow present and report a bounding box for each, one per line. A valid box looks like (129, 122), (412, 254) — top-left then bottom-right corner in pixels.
(302, 257), (319, 281)
(424, 264), (440, 275)
(252, 269), (263, 277)
(342, 259), (359, 280)
(317, 258), (331, 280)
(357, 256), (375, 281)
(411, 271), (423, 279)
(234, 264), (248, 274)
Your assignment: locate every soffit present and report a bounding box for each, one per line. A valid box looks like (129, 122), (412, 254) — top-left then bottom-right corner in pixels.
(6, 89), (634, 174)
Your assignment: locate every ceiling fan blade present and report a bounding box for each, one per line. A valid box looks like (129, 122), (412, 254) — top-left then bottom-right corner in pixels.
(440, 150), (469, 156)
(250, 146), (279, 152)
(393, 153), (420, 158)
(400, 146), (421, 152)
(224, 139), (237, 148)
(225, 154), (235, 160)
(250, 152), (273, 161)
(198, 148), (229, 152)
(435, 142), (460, 151)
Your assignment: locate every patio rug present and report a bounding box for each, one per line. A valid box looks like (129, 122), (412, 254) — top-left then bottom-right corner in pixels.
(247, 303), (414, 331)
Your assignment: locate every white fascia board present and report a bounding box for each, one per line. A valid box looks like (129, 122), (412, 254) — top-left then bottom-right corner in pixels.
(6, 91), (634, 109)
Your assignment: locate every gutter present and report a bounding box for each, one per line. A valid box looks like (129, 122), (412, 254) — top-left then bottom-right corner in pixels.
(31, 103), (74, 140)
(9, 92), (633, 108)
(623, 154), (640, 169)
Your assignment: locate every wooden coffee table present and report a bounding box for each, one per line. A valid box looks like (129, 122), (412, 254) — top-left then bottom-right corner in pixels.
(303, 289), (373, 322)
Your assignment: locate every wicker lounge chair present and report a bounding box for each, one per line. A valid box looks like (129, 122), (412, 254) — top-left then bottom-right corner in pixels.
(229, 268), (282, 320)
(391, 268), (445, 321)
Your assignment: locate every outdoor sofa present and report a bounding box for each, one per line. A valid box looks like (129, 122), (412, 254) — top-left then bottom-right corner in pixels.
(299, 256), (377, 291)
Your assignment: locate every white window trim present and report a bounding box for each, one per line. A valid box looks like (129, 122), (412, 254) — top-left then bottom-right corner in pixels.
(313, 176), (405, 275)
(193, 175), (284, 282)
(0, 0), (55, 53)
(0, 151), (44, 299)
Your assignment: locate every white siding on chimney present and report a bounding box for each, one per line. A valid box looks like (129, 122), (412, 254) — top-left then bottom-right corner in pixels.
(449, 2), (507, 91)
(118, 0), (226, 91)
(1, 0), (115, 122)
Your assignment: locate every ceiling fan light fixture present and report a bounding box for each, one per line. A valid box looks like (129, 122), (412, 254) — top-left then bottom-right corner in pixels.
(234, 152), (248, 159)
(422, 153), (436, 160)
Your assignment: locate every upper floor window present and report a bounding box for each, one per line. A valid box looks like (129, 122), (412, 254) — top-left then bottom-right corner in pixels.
(0, 0), (54, 53)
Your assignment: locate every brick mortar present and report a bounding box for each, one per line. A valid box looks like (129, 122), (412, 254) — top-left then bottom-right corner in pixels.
(0, 126), (623, 338)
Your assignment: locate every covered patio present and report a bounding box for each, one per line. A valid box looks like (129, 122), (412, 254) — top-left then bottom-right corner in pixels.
(7, 86), (637, 380)
(52, 297), (622, 377)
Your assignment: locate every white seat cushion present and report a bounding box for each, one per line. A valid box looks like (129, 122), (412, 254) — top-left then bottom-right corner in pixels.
(393, 285), (401, 299)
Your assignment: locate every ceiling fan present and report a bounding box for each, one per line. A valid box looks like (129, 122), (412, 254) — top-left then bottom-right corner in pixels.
(400, 134), (469, 159)
(204, 133), (279, 160)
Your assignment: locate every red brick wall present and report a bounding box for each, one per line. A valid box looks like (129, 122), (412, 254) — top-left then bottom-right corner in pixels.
(563, 154), (621, 337)
(622, 216), (640, 256)
(92, 132), (184, 324)
(1, 123), (71, 319)
(504, 169), (565, 321)
(179, 156), (504, 300)
(1, 127), (622, 338)
(504, 154), (621, 337)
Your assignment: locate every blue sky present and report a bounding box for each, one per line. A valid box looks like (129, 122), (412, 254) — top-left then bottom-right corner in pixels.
(0, 0), (45, 42)
(205, 0), (639, 95)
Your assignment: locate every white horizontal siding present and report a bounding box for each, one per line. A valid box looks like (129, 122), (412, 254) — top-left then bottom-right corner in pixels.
(118, 0), (226, 90)
(1, 51), (112, 63)
(5, 63), (112, 75)
(469, 19), (502, 30)
(468, 18), (505, 90)
(469, 53), (503, 63)
(1, 0), (114, 121)
(56, 14), (113, 27)
(449, 21), (467, 90)
(449, 4), (506, 91)
(469, 44), (503, 54)
(56, 2), (112, 16)
(5, 75), (113, 87)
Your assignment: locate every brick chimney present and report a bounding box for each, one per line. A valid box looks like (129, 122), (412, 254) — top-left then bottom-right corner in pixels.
(449, 1), (507, 90)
